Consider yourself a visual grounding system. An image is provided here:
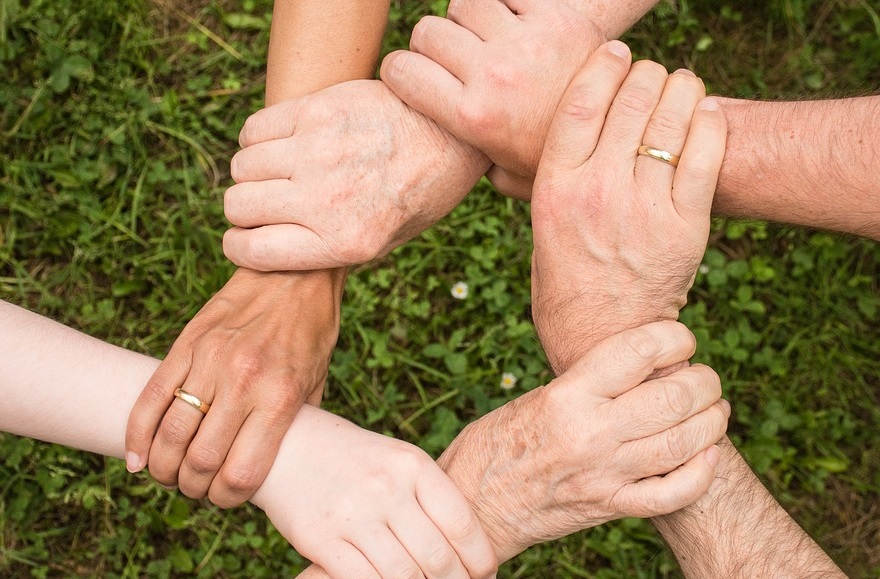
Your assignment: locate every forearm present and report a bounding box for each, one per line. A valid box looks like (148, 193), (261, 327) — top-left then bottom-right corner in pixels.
(0, 300), (157, 457)
(653, 437), (844, 577)
(266, 0), (389, 105)
(715, 96), (880, 239)
(566, 0), (659, 37)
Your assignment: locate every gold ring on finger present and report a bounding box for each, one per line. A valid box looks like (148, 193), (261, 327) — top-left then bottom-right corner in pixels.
(637, 145), (681, 167)
(173, 388), (211, 415)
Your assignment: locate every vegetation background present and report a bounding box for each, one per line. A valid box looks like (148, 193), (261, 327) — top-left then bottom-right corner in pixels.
(1, 0), (878, 576)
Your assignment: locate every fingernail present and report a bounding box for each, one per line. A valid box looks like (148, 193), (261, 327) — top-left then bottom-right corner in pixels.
(159, 483), (177, 491)
(699, 97), (720, 111)
(606, 40), (630, 59)
(126, 451), (143, 473)
(720, 398), (731, 415)
(705, 445), (721, 467)
(674, 68), (696, 77)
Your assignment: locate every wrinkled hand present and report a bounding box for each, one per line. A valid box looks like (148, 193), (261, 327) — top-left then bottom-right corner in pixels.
(530, 42), (727, 372)
(125, 268), (345, 507)
(381, 0), (605, 199)
(251, 405), (498, 579)
(438, 321), (728, 562)
(222, 79), (490, 271)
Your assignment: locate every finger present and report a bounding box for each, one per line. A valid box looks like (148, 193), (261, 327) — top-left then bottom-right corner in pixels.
(486, 165), (534, 201)
(410, 16), (482, 72)
(616, 445), (721, 518)
(446, 0), (519, 40)
(176, 379), (252, 501)
(229, 138), (297, 183)
(416, 468), (498, 578)
(388, 510), (464, 578)
(633, 68), (706, 196)
(564, 321), (698, 400)
(380, 49), (465, 137)
(591, 59), (668, 168)
(224, 179), (306, 228)
(222, 225), (336, 271)
(125, 346), (192, 473)
(206, 401), (297, 508)
(613, 363), (722, 441)
(301, 540), (380, 579)
(347, 527), (424, 579)
(538, 40), (632, 173)
(295, 565), (331, 579)
(625, 399), (730, 479)
(672, 96), (727, 222)
(238, 98), (302, 148)
(146, 377), (213, 487)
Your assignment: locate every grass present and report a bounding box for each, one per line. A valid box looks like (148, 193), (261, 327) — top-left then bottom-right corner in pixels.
(1, 0), (879, 576)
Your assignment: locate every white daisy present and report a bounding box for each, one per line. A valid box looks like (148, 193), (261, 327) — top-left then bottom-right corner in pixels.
(500, 372), (518, 390)
(450, 281), (469, 300)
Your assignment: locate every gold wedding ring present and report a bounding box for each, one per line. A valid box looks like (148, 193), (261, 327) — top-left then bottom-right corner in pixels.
(173, 388), (211, 415)
(637, 145), (681, 167)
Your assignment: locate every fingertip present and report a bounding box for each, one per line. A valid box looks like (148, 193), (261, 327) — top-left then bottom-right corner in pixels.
(126, 451), (145, 473)
(698, 96), (720, 111)
(379, 50), (411, 84)
(704, 444), (721, 467)
(605, 40), (630, 60)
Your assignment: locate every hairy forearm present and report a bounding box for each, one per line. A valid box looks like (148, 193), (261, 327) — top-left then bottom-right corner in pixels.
(715, 96), (880, 239)
(266, 0), (389, 105)
(653, 437), (844, 577)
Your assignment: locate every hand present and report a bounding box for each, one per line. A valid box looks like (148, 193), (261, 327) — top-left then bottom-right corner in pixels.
(251, 405), (498, 579)
(222, 79), (490, 271)
(438, 321), (729, 562)
(530, 42), (727, 372)
(125, 268), (345, 507)
(381, 0), (605, 199)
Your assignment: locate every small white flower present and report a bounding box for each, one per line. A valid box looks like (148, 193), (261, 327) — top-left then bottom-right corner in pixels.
(450, 281), (469, 300)
(500, 372), (518, 390)
(698, 264), (710, 275)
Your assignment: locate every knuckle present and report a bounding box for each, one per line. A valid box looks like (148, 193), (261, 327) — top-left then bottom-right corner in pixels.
(558, 84), (604, 124)
(455, 101), (492, 136)
(425, 543), (457, 574)
(157, 413), (194, 446)
(647, 108), (686, 135)
(613, 85), (658, 116)
(218, 462), (263, 496)
(620, 327), (660, 362)
(228, 348), (265, 385)
(661, 377), (695, 420)
(663, 426), (692, 465)
(185, 445), (225, 476)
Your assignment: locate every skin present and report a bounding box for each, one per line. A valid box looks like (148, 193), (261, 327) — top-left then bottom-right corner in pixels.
(295, 44), (732, 577)
(124, 0), (390, 510)
(220, 0), (657, 271)
(380, 0), (880, 239)
(1, 302), (722, 577)
(524, 40), (843, 576)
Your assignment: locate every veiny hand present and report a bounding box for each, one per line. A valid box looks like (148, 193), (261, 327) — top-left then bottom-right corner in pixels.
(222, 79), (490, 271)
(251, 405), (498, 579)
(438, 321), (729, 562)
(125, 268), (345, 507)
(381, 0), (605, 199)
(530, 41), (727, 372)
